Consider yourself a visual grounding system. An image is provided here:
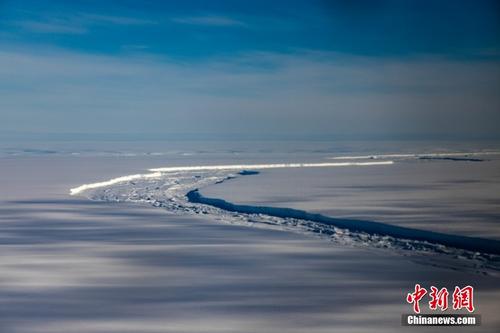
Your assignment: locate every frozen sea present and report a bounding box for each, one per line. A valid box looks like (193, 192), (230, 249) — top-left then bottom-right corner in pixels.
(1, 140), (500, 332)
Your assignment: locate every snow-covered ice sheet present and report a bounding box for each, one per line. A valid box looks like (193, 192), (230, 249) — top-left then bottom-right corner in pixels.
(70, 157), (500, 275)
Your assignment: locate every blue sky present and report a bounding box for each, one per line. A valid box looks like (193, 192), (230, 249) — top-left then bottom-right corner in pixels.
(1, 0), (500, 140)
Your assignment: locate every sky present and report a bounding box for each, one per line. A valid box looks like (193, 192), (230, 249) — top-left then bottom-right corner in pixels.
(1, 0), (500, 141)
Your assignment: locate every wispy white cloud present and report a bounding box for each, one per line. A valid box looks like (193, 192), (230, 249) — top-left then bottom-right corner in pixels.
(16, 20), (87, 34)
(120, 44), (150, 52)
(14, 12), (156, 34)
(80, 13), (156, 26)
(172, 15), (246, 27)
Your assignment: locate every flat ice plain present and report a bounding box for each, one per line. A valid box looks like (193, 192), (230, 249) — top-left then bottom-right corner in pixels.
(1, 140), (500, 332)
